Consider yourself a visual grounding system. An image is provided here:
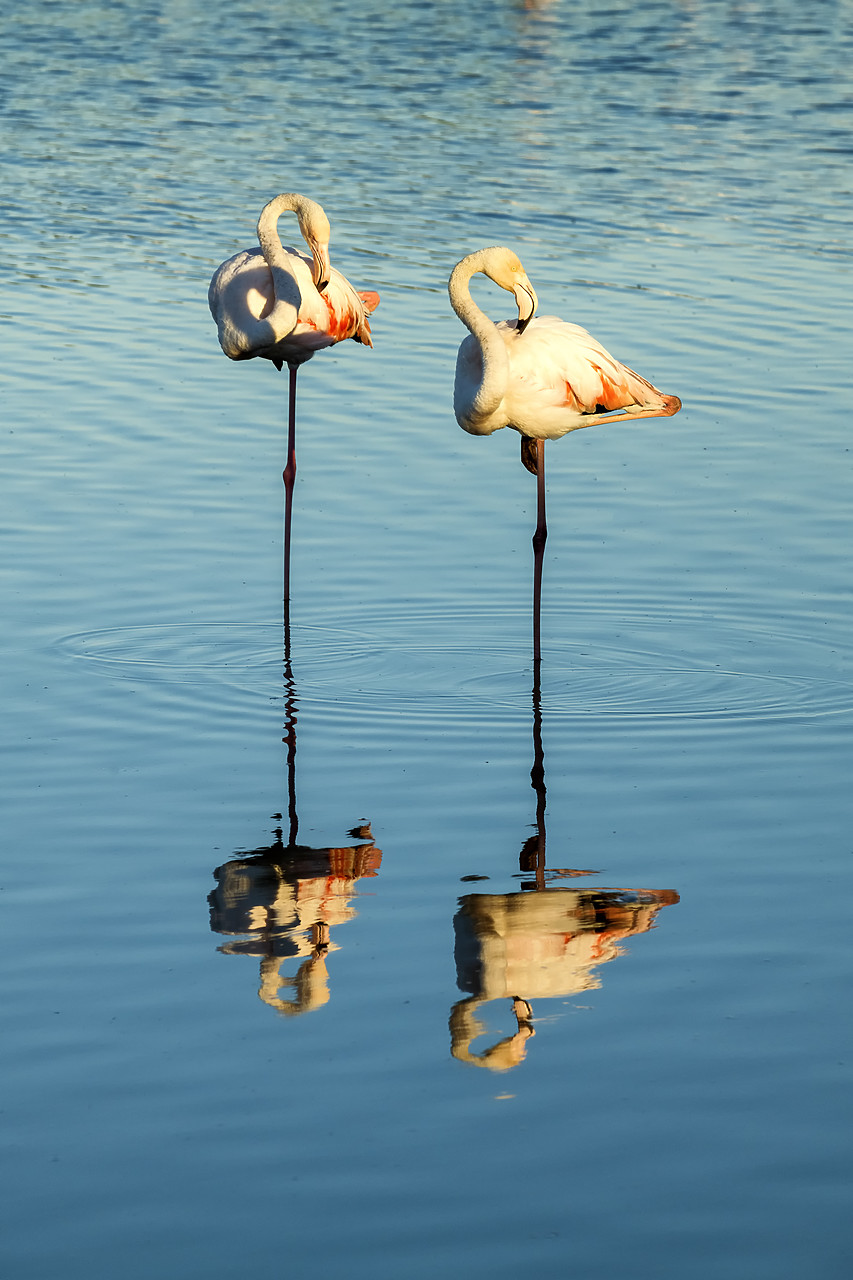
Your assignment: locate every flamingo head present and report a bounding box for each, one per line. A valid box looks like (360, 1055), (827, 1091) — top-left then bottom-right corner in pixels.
(309, 238), (331, 293)
(479, 247), (539, 333)
(505, 255), (538, 334)
(298, 201), (332, 293)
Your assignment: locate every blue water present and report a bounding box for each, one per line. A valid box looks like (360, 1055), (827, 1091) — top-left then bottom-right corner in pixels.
(2, 2), (853, 1277)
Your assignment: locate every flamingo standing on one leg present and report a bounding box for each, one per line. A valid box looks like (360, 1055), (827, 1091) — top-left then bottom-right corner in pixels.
(209, 193), (379, 610)
(448, 245), (681, 665)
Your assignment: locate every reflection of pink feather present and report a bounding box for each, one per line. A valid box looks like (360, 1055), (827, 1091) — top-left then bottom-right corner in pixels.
(456, 887), (679, 1000)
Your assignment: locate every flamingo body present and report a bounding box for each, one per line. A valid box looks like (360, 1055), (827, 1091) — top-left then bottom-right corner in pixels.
(456, 314), (680, 440)
(449, 247), (680, 446)
(208, 193), (378, 370)
(448, 245), (682, 664)
(207, 192), (379, 610)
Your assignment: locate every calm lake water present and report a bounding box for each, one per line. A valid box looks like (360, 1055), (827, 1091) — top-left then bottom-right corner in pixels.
(2, 2), (852, 1277)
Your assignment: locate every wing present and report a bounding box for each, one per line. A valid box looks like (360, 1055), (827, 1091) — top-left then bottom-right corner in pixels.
(502, 317), (678, 436)
(275, 251), (376, 350)
(317, 268), (377, 347)
(213, 245), (378, 364)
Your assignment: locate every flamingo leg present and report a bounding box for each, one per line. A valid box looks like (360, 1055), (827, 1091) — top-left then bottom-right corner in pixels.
(283, 363), (298, 614)
(530, 658), (547, 888)
(282, 602), (299, 850)
(532, 438), (547, 668)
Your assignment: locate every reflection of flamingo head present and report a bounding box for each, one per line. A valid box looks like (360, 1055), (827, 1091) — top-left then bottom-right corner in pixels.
(449, 995), (536, 1072)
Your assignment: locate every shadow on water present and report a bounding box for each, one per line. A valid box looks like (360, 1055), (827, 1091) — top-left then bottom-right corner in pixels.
(208, 614), (382, 1016)
(449, 642), (679, 1072)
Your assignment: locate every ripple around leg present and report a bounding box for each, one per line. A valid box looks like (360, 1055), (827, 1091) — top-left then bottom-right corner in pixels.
(54, 599), (853, 726)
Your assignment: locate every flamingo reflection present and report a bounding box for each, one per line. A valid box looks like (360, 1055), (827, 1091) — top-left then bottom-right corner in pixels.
(449, 665), (678, 1070)
(209, 623), (382, 1016)
(450, 884), (678, 1070)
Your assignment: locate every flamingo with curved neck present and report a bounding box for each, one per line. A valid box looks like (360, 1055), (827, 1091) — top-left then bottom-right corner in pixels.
(209, 193), (379, 612)
(448, 245), (681, 663)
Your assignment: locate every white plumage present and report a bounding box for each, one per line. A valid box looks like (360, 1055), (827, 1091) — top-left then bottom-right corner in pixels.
(449, 246), (680, 466)
(209, 192), (378, 371)
(208, 193), (379, 609)
(448, 244), (682, 664)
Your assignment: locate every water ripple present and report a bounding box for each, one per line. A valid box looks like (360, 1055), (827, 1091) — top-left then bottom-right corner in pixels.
(54, 602), (853, 724)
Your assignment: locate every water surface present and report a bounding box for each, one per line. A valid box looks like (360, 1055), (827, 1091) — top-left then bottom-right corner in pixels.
(2, 3), (852, 1277)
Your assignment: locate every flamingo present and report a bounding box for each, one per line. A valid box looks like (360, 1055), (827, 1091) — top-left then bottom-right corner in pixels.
(448, 245), (681, 662)
(209, 193), (380, 608)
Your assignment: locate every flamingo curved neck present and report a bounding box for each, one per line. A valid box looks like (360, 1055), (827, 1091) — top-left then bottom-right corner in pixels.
(257, 194), (315, 267)
(449, 252), (509, 421)
(256, 194), (315, 334)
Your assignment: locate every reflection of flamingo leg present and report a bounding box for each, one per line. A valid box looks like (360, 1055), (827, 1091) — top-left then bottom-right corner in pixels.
(283, 363), (298, 609)
(282, 595), (299, 847)
(532, 438), (547, 667)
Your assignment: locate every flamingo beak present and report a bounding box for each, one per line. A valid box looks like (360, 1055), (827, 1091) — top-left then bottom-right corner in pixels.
(312, 244), (331, 294)
(514, 277), (538, 334)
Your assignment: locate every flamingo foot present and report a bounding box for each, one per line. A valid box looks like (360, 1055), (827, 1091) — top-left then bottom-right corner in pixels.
(521, 435), (540, 475)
